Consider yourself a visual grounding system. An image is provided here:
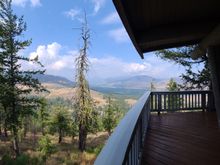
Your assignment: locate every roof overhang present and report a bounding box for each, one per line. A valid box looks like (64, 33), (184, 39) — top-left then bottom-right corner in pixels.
(113, 0), (220, 59)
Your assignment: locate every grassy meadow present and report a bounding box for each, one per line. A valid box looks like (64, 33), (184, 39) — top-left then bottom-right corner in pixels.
(0, 132), (108, 165)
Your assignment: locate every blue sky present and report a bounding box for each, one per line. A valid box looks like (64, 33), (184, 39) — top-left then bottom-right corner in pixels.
(12, 0), (186, 83)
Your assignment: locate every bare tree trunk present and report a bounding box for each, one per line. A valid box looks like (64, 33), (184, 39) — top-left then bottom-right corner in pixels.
(41, 125), (45, 136)
(208, 46), (220, 127)
(4, 125), (8, 137)
(23, 123), (27, 138)
(12, 127), (20, 157)
(3, 107), (8, 137)
(78, 123), (87, 152)
(33, 124), (37, 147)
(58, 128), (62, 143)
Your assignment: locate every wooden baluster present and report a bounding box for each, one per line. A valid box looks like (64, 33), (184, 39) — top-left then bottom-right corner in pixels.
(150, 92), (154, 111)
(192, 93), (194, 109)
(174, 93), (177, 110)
(155, 94), (158, 112)
(168, 93), (170, 111)
(158, 94), (161, 115)
(172, 93), (174, 111)
(202, 93), (206, 112)
(188, 94), (190, 110)
(176, 93), (179, 110)
(164, 94), (167, 111)
(190, 93), (192, 109)
(182, 93), (184, 109)
(197, 93), (198, 108)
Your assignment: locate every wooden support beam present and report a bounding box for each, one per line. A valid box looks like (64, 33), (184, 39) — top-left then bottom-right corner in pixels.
(208, 46), (220, 127)
(192, 24), (220, 59)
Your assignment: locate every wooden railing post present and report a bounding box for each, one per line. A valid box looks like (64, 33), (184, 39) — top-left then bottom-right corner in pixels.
(208, 91), (215, 112)
(202, 93), (206, 112)
(158, 94), (161, 115)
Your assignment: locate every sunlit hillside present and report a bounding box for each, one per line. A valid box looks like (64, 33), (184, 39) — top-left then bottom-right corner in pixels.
(42, 83), (107, 107)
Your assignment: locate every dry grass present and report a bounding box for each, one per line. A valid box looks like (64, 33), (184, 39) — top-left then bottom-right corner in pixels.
(124, 99), (137, 107)
(41, 83), (107, 107)
(0, 132), (108, 165)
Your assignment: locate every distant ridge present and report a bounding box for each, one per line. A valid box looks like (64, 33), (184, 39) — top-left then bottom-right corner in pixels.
(98, 75), (181, 90)
(100, 75), (156, 89)
(34, 74), (75, 87)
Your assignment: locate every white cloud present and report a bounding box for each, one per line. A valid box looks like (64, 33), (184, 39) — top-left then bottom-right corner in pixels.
(50, 61), (66, 70)
(108, 27), (129, 43)
(47, 42), (61, 58)
(101, 12), (120, 24)
(12, 0), (41, 7)
(64, 8), (81, 20)
(29, 43), (58, 63)
(22, 43), (77, 79)
(125, 63), (151, 73)
(22, 42), (184, 82)
(89, 57), (151, 79)
(12, 0), (28, 7)
(30, 0), (41, 7)
(143, 55), (185, 78)
(88, 55), (185, 83)
(91, 0), (105, 14)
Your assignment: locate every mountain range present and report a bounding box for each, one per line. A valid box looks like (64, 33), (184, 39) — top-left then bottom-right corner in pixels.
(34, 74), (75, 87)
(99, 75), (156, 89)
(36, 74), (180, 91)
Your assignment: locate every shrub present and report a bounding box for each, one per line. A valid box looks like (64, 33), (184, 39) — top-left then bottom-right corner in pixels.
(37, 135), (56, 162)
(1, 154), (42, 165)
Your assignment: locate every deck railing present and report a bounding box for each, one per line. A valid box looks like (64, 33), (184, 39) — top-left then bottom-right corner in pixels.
(95, 92), (151, 165)
(95, 90), (215, 165)
(151, 91), (215, 113)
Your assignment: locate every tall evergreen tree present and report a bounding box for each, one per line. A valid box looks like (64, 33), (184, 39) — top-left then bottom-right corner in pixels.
(74, 14), (95, 152)
(49, 105), (70, 143)
(167, 78), (179, 92)
(166, 78), (182, 109)
(38, 97), (49, 135)
(156, 46), (211, 90)
(103, 97), (121, 136)
(0, 0), (45, 156)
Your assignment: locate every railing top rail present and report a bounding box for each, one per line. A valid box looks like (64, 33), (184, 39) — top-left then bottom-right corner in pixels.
(151, 90), (211, 94)
(94, 92), (151, 165)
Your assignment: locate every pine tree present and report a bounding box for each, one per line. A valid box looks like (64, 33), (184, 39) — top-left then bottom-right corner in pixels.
(150, 82), (156, 91)
(0, 0), (45, 156)
(167, 78), (179, 92)
(156, 46), (211, 90)
(166, 78), (182, 109)
(49, 105), (70, 143)
(38, 97), (49, 135)
(103, 97), (120, 136)
(74, 14), (95, 152)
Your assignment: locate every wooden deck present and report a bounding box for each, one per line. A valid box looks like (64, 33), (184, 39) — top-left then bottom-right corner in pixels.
(141, 112), (220, 165)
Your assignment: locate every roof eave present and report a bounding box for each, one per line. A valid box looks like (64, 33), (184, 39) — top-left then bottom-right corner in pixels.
(113, 0), (144, 59)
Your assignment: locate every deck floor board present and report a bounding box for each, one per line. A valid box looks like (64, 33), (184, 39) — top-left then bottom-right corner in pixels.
(141, 112), (220, 165)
